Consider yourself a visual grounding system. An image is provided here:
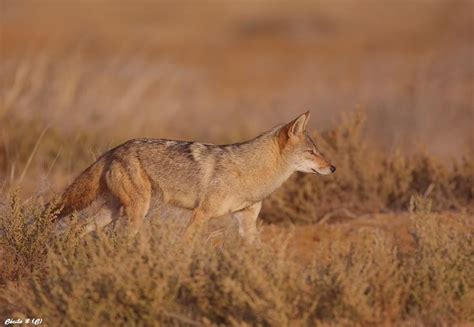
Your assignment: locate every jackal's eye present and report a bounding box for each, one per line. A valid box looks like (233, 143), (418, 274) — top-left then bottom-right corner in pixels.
(306, 149), (316, 155)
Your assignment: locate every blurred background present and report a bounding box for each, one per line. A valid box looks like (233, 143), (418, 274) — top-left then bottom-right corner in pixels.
(0, 0), (473, 194)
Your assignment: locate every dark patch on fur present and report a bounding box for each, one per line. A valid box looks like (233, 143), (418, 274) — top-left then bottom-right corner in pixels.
(278, 125), (290, 152)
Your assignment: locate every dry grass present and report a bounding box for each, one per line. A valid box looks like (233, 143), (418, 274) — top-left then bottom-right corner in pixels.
(1, 0), (473, 325)
(0, 196), (473, 326)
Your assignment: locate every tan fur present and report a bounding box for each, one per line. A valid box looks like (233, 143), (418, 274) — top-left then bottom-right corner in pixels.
(55, 112), (335, 242)
(57, 155), (108, 218)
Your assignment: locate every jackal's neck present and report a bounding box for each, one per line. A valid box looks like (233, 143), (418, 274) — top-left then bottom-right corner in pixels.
(221, 129), (294, 200)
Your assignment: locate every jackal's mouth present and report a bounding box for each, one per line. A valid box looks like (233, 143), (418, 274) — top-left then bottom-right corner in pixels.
(312, 166), (336, 175)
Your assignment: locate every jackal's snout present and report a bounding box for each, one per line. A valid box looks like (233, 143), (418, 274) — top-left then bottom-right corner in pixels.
(309, 149), (336, 175)
(311, 158), (336, 175)
(311, 164), (335, 175)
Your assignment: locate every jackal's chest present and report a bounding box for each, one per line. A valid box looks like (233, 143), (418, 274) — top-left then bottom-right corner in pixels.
(202, 192), (256, 217)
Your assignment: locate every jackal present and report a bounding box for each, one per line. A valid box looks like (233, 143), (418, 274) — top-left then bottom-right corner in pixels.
(55, 111), (335, 243)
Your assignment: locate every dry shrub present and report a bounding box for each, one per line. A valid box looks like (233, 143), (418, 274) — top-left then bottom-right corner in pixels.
(405, 212), (474, 323)
(263, 111), (474, 224)
(0, 197), (473, 325)
(0, 194), (57, 283)
(0, 195), (84, 287)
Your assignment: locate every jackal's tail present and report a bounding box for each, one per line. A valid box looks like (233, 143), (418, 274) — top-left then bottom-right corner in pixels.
(52, 156), (108, 220)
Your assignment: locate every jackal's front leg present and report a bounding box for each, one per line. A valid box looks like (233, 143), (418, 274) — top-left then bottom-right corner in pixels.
(233, 201), (262, 246)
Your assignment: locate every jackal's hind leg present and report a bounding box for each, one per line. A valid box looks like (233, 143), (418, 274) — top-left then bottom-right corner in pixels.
(106, 160), (152, 238)
(182, 208), (208, 241)
(81, 197), (121, 236)
(122, 195), (151, 237)
(233, 201), (262, 246)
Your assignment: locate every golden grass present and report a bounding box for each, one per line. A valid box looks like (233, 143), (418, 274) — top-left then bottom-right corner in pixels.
(0, 196), (473, 326)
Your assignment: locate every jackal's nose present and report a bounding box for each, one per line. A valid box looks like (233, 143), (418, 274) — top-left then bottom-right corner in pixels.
(330, 165), (336, 173)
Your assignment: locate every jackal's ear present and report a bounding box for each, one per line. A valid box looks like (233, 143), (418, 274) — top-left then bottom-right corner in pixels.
(288, 111), (310, 136)
(278, 111), (310, 150)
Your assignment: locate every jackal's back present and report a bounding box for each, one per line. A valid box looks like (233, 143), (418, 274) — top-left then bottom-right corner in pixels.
(114, 139), (219, 209)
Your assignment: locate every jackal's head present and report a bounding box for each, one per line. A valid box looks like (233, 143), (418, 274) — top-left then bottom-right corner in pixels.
(277, 111), (336, 175)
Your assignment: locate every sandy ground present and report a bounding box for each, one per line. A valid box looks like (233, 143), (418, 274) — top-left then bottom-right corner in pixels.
(260, 212), (472, 264)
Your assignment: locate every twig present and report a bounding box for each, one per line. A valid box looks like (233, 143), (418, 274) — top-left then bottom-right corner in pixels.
(163, 311), (203, 326)
(46, 146), (62, 179)
(18, 125), (49, 185)
(206, 228), (225, 243)
(9, 162), (15, 186)
(423, 183), (435, 198)
(318, 208), (357, 224)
